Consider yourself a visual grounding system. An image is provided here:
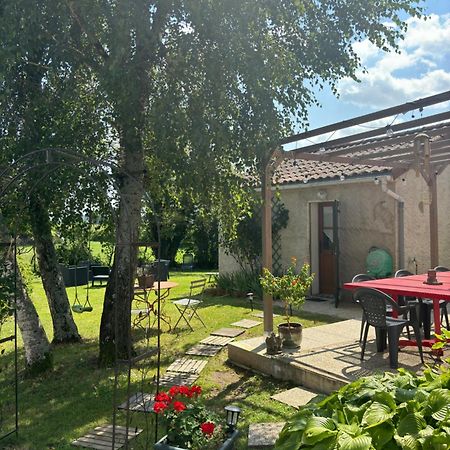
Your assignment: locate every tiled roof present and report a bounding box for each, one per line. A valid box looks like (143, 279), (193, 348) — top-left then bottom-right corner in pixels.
(274, 121), (450, 185)
(274, 159), (390, 185)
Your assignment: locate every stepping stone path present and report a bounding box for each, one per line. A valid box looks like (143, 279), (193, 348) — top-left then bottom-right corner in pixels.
(271, 387), (318, 409)
(186, 343), (222, 357)
(248, 423), (285, 448)
(166, 358), (208, 375)
(159, 371), (198, 387)
(231, 319), (262, 329)
(200, 335), (235, 346)
(252, 311), (279, 318)
(72, 424), (142, 449)
(118, 392), (155, 413)
(211, 327), (245, 338)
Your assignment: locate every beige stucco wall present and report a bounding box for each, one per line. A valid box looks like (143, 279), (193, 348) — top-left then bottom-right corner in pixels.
(276, 179), (396, 293)
(219, 168), (450, 293)
(398, 166), (450, 273)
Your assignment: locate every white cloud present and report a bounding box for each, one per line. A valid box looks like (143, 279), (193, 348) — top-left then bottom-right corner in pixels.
(338, 13), (450, 108)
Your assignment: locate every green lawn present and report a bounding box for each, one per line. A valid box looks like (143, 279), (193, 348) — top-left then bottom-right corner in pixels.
(0, 256), (336, 449)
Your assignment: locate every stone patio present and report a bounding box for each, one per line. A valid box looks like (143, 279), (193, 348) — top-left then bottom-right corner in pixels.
(228, 319), (436, 394)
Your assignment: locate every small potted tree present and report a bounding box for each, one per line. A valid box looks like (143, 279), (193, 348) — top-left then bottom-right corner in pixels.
(260, 257), (314, 348)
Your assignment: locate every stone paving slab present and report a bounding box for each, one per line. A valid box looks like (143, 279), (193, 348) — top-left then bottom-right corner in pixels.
(252, 311), (279, 318)
(231, 319), (262, 329)
(200, 335), (235, 346)
(211, 327), (245, 338)
(248, 422), (285, 448)
(186, 343), (222, 357)
(72, 424), (142, 449)
(271, 387), (318, 409)
(159, 372), (198, 387)
(166, 358), (207, 374)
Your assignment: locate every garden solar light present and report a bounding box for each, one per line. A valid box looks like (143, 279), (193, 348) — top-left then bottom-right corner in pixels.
(224, 405), (241, 431)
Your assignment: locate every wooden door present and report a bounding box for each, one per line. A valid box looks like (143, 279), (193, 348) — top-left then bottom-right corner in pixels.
(318, 202), (339, 294)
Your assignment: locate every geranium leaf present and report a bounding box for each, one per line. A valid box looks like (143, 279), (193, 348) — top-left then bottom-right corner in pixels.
(362, 402), (393, 428)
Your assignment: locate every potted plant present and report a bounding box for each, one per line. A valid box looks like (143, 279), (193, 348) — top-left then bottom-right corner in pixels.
(136, 265), (155, 289)
(260, 257), (314, 348)
(153, 385), (240, 450)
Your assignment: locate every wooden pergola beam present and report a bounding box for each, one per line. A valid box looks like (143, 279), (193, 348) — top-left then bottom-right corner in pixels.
(280, 91), (450, 146)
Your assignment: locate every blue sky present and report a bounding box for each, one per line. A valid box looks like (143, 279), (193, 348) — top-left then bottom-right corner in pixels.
(301, 0), (450, 139)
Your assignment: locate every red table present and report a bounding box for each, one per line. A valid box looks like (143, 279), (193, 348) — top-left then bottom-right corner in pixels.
(344, 272), (450, 348)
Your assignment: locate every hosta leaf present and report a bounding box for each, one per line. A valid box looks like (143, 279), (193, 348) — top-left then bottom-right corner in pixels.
(397, 413), (426, 437)
(274, 430), (303, 450)
(426, 389), (450, 420)
(396, 388), (417, 403)
(366, 421), (395, 448)
(336, 423), (362, 436)
(309, 435), (337, 450)
(337, 432), (372, 450)
(343, 403), (369, 424)
(394, 433), (419, 450)
(373, 391), (396, 410)
(362, 402), (393, 428)
(301, 416), (336, 445)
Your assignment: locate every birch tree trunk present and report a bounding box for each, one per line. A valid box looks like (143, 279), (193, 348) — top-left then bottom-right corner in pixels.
(28, 196), (81, 343)
(98, 131), (143, 365)
(1, 239), (52, 374)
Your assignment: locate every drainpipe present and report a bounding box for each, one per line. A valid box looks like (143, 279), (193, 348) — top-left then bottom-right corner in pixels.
(380, 178), (405, 269)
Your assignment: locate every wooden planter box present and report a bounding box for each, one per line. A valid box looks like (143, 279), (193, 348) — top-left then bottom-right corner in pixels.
(154, 429), (239, 450)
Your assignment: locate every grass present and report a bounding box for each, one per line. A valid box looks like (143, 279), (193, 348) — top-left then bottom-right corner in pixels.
(0, 253), (338, 449)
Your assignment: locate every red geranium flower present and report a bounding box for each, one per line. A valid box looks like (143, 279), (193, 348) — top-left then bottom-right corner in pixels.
(153, 401), (168, 414)
(190, 385), (202, 396)
(169, 385), (180, 397)
(155, 392), (171, 403)
(200, 422), (215, 435)
(173, 401), (186, 412)
(178, 385), (190, 397)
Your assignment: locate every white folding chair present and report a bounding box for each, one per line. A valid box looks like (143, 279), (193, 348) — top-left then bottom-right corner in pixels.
(172, 279), (206, 331)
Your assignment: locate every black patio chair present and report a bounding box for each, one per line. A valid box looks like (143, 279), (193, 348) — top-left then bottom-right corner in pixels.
(354, 287), (424, 369)
(351, 274), (376, 343)
(395, 268), (449, 338)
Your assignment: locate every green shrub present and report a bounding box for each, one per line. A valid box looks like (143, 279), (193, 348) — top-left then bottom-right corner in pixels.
(216, 270), (262, 298)
(276, 369), (450, 450)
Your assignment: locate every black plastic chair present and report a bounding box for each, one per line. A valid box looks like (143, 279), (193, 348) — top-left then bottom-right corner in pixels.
(351, 274), (376, 342)
(395, 268), (449, 338)
(355, 288), (424, 369)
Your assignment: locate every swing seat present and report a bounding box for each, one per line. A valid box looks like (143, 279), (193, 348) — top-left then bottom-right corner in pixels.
(72, 305), (93, 313)
(72, 305), (85, 314)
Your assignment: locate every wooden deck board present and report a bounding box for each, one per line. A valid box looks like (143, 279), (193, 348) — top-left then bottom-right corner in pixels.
(72, 424), (142, 449)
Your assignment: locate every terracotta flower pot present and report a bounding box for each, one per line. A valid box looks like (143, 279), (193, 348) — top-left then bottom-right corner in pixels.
(278, 322), (302, 348)
(137, 274), (154, 289)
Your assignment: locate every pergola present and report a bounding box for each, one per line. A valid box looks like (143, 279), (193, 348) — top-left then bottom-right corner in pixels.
(261, 90), (450, 334)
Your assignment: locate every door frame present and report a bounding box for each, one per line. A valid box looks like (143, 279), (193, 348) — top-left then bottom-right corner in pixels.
(309, 200), (340, 303)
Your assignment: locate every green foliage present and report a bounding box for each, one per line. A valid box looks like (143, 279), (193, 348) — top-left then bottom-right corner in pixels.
(276, 369), (450, 450)
(216, 269), (263, 299)
(154, 385), (226, 450)
(221, 196), (289, 273)
(261, 258), (314, 324)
